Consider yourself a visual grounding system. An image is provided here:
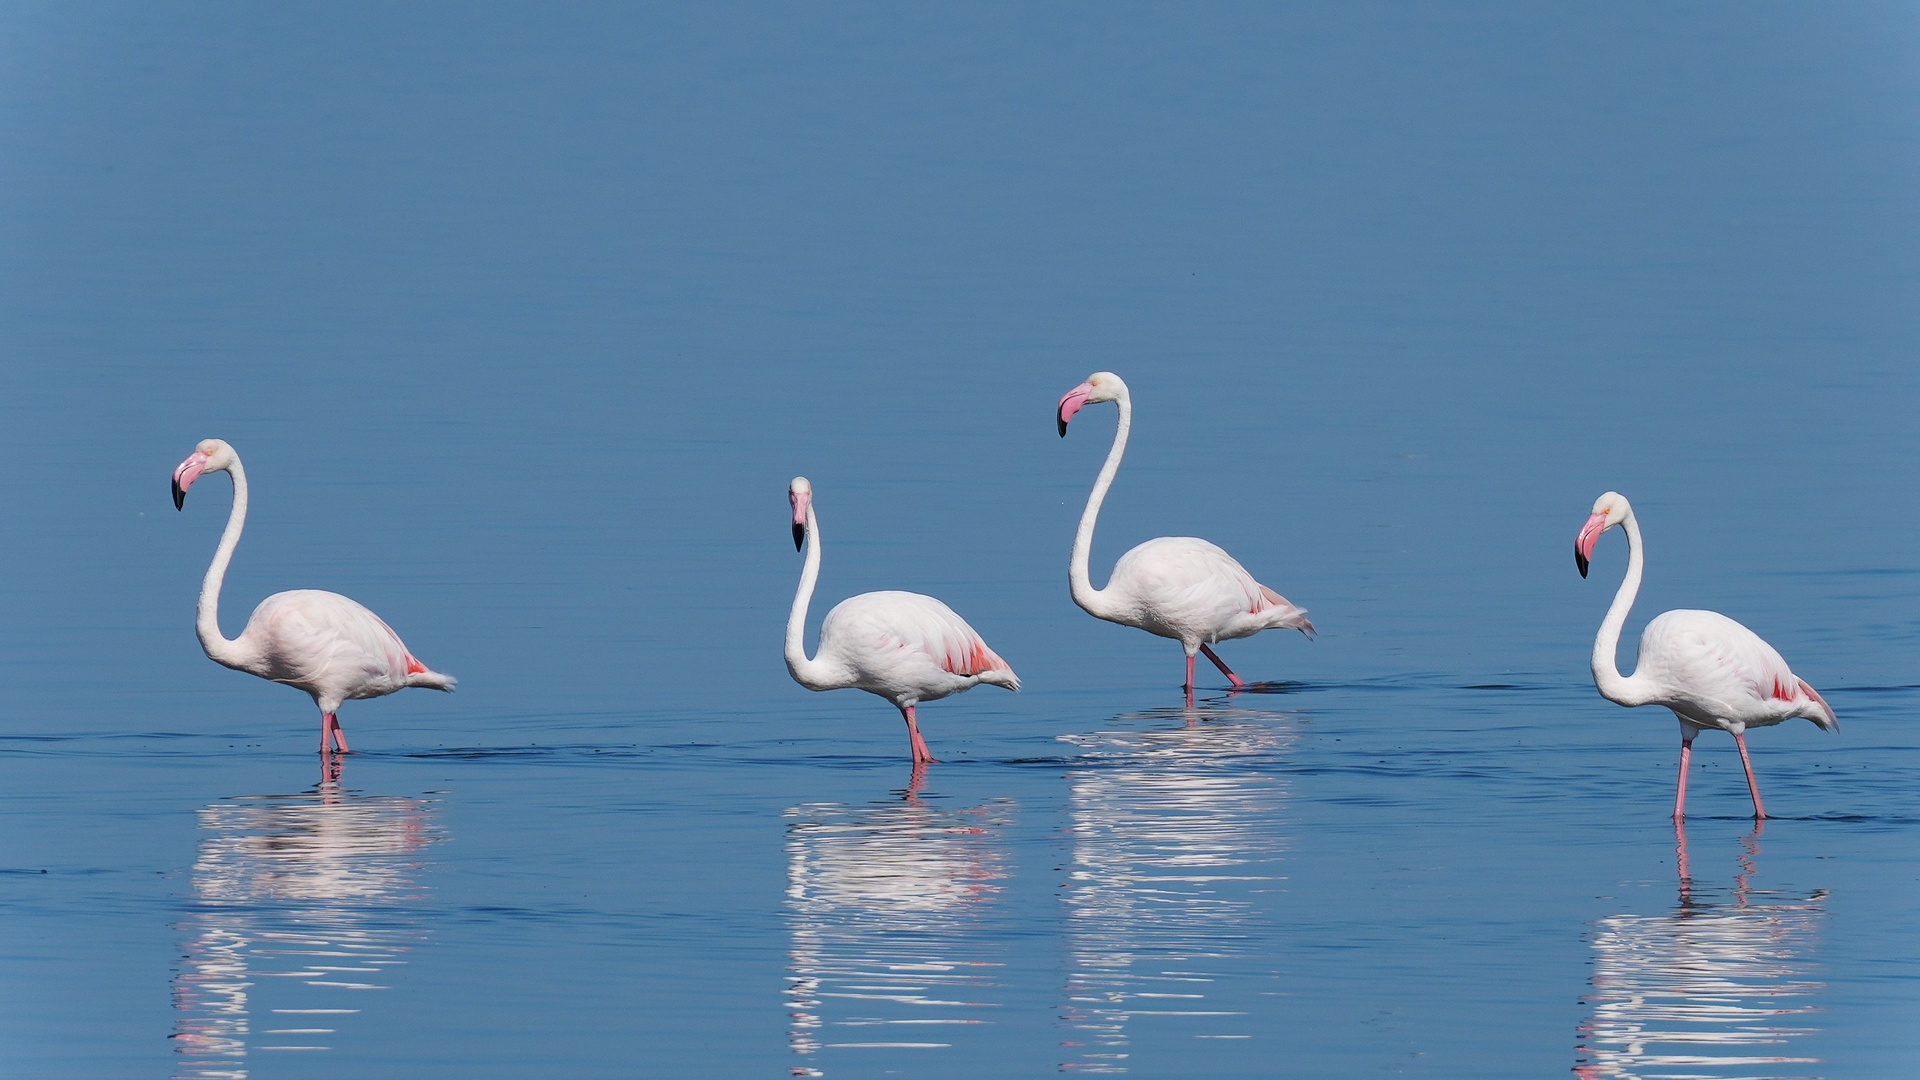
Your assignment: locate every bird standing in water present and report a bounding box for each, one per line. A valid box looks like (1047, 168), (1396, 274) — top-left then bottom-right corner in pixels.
(1576, 490), (1835, 819)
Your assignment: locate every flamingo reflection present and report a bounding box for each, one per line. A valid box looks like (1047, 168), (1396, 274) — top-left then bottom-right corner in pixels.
(1574, 823), (1827, 1079)
(171, 756), (440, 1079)
(783, 768), (1013, 1076)
(1059, 707), (1297, 1073)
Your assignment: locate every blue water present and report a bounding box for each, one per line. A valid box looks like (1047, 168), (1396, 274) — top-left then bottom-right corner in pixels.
(3, 3), (1918, 1076)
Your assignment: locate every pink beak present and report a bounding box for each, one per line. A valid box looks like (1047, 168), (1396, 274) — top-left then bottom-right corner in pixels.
(790, 490), (811, 551)
(1574, 512), (1608, 578)
(172, 451), (209, 510)
(1057, 383), (1094, 436)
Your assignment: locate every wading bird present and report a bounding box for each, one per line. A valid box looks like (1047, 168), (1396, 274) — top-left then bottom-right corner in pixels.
(172, 439), (455, 753)
(784, 476), (1019, 765)
(1576, 491), (1835, 819)
(1056, 372), (1314, 706)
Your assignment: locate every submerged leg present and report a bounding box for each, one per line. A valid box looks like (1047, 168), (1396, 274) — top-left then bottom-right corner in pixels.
(1673, 734), (1694, 820)
(1733, 731), (1766, 820)
(1183, 654), (1196, 708)
(1198, 644), (1247, 689)
(901, 704), (937, 765)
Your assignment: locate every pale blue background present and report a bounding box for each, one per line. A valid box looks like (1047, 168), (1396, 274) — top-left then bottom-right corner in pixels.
(3, 4), (1916, 1077)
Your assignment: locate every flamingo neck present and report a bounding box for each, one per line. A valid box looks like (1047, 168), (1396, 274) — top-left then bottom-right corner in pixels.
(1069, 390), (1129, 621)
(198, 458), (254, 671)
(785, 504), (843, 691)
(1593, 509), (1650, 706)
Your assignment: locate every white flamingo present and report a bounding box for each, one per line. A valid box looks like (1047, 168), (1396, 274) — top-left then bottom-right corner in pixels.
(1576, 491), (1836, 819)
(172, 439), (456, 753)
(1056, 372), (1314, 706)
(784, 476), (1019, 765)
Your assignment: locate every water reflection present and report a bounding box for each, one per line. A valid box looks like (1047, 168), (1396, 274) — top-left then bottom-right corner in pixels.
(1058, 706), (1298, 1073)
(783, 770), (1014, 1077)
(1574, 823), (1827, 1080)
(171, 757), (441, 1079)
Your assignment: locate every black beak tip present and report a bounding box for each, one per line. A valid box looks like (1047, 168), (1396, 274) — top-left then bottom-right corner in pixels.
(1057, 414), (1069, 437)
(1575, 549), (1589, 578)
(172, 481), (186, 511)
(792, 523), (805, 551)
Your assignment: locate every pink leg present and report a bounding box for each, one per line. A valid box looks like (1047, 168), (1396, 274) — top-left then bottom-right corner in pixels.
(901, 705), (937, 765)
(1733, 732), (1765, 820)
(1198, 644), (1246, 689)
(1673, 736), (1693, 820)
(323, 713), (351, 755)
(1184, 654), (1196, 708)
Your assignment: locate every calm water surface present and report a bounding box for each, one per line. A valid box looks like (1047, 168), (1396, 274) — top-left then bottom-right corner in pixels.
(3, 3), (1918, 1077)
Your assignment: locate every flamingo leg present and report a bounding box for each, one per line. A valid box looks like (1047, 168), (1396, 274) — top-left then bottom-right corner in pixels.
(1184, 654), (1196, 708)
(1733, 732), (1766, 820)
(1673, 735), (1694, 820)
(322, 712), (351, 755)
(901, 705), (937, 765)
(1198, 644), (1247, 689)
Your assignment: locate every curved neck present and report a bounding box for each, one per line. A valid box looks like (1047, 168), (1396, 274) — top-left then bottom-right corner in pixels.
(785, 504), (841, 690)
(1070, 391), (1129, 619)
(197, 459), (253, 670)
(1592, 509), (1648, 705)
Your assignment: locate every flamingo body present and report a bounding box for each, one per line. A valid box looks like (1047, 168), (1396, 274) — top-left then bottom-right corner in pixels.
(1628, 608), (1835, 736)
(785, 477), (1018, 765)
(1056, 372), (1313, 704)
(173, 439), (455, 753)
(232, 589), (456, 714)
(813, 590), (1021, 709)
(1577, 491), (1834, 819)
(1102, 536), (1314, 650)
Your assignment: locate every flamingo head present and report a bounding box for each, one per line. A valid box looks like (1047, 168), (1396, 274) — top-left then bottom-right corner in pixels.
(172, 439), (235, 510)
(789, 476), (813, 551)
(1057, 371), (1126, 436)
(1575, 491), (1629, 578)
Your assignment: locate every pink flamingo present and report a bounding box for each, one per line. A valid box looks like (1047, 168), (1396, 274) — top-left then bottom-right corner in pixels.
(172, 439), (456, 753)
(1056, 372), (1315, 706)
(784, 477), (1020, 765)
(1576, 491), (1836, 819)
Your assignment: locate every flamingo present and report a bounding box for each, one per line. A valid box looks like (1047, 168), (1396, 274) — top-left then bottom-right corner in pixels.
(1056, 372), (1315, 706)
(784, 476), (1020, 765)
(171, 439), (456, 753)
(1576, 491), (1836, 819)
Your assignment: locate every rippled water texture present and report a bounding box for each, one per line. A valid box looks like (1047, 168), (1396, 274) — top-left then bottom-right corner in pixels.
(4, 3), (1918, 1077)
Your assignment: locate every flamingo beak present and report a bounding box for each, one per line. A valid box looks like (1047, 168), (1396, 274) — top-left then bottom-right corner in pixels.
(790, 491), (810, 551)
(1057, 383), (1093, 437)
(172, 452), (209, 510)
(1575, 512), (1607, 578)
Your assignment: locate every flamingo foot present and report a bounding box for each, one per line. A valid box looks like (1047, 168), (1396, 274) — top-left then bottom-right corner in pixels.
(902, 705), (939, 765)
(1733, 732), (1766, 820)
(1674, 736), (1693, 820)
(1198, 644), (1247, 688)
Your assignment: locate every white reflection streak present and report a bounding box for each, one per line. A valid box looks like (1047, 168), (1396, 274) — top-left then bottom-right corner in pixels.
(783, 780), (1012, 1076)
(171, 770), (437, 1079)
(1575, 825), (1826, 1080)
(1059, 710), (1295, 1074)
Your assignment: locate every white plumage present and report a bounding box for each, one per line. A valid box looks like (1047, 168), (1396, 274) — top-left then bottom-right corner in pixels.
(1576, 491), (1835, 819)
(1056, 372), (1314, 705)
(784, 477), (1018, 765)
(173, 439), (455, 753)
